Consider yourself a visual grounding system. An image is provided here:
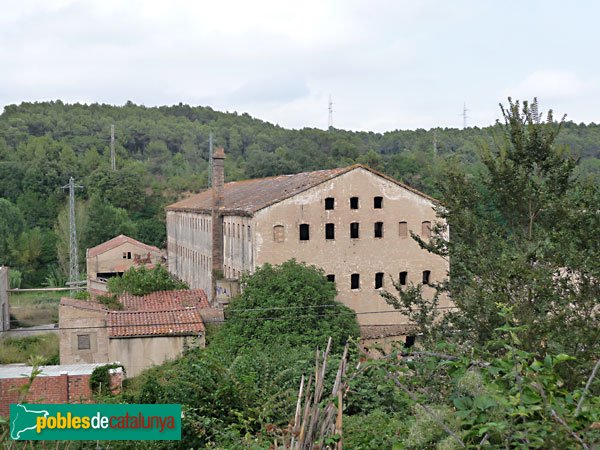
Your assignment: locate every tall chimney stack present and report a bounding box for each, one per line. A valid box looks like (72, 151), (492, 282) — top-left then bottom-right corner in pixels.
(211, 147), (225, 303)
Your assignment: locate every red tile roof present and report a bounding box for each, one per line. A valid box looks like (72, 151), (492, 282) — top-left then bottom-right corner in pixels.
(118, 289), (209, 311)
(61, 289), (209, 338)
(166, 165), (436, 215)
(108, 307), (204, 337)
(87, 235), (162, 259)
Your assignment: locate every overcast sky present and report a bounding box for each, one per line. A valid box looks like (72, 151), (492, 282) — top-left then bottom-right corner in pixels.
(1, 0), (598, 131)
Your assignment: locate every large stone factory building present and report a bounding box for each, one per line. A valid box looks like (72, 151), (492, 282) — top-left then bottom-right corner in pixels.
(166, 148), (449, 340)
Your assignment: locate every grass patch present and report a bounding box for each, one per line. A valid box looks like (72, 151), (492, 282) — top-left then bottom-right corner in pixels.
(9, 291), (62, 327)
(0, 333), (59, 365)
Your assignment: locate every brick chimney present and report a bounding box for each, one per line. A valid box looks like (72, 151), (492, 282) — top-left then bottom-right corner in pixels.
(211, 147), (225, 303)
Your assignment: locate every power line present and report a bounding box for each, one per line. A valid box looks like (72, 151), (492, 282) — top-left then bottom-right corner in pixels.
(61, 177), (83, 295)
(2, 305), (458, 333)
(328, 95), (334, 129)
(110, 124), (116, 171)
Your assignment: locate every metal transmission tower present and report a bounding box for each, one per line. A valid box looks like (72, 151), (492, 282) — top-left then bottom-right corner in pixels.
(462, 103), (470, 129)
(62, 177), (83, 292)
(110, 125), (116, 170)
(207, 133), (213, 187)
(328, 95), (334, 129)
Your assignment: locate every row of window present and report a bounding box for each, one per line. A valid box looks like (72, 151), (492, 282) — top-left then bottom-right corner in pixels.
(326, 270), (432, 289)
(291, 221), (431, 242)
(325, 196), (383, 210)
(224, 222), (251, 240)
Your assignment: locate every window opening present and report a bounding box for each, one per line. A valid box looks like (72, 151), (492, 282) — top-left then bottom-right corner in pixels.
(375, 272), (384, 289)
(422, 270), (431, 285)
(326, 274), (335, 283)
(325, 223), (335, 240)
(325, 197), (335, 210)
(374, 196), (383, 208)
(299, 224), (310, 241)
(350, 197), (359, 209)
(350, 222), (360, 239)
(351, 273), (360, 289)
(399, 271), (408, 286)
(374, 222), (383, 238)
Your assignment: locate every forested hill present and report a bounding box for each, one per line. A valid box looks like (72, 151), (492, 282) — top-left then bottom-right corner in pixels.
(0, 100), (599, 287)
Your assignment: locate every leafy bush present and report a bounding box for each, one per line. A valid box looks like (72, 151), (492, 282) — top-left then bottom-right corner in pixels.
(218, 260), (360, 352)
(107, 264), (188, 296)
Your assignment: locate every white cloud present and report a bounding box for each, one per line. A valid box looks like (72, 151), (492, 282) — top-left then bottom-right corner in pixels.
(505, 70), (588, 101)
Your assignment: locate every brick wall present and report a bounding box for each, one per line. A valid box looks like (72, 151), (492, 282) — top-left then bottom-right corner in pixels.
(0, 371), (123, 418)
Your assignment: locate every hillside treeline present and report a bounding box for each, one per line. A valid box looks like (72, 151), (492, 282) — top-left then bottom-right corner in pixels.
(0, 100), (599, 286)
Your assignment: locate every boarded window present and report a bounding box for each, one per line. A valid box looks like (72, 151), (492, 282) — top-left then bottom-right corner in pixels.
(77, 334), (91, 350)
(273, 225), (284, 243)
(325, 197), (335, 210)
(422, 270), (431, 285)
(399, 271), (408, 286)
(325, 223), (335, 240)
(399, 221), (408, 237)
(299, 224), (310, 241)
(422, 221), (431, 238)
(374, 222), (384, 238)
(350, 197), (359, 209)
(350, 222), (360, 239)
(326, 274), (335, 283)
(374, 196), (383, 208)
(375, 272), (384, 289)
(351, 273), (360, 289)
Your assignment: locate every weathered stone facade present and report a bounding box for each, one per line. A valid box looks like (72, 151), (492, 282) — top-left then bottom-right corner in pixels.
(0, 267), (8, 332)
(166, 154), (449, 338)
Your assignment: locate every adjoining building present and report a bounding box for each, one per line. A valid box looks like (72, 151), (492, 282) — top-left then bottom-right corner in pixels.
(0, 267), (8, 332)
(59, 289), (210, 376)
(166, 149), (449, 342)
(86, 235), (164, 293)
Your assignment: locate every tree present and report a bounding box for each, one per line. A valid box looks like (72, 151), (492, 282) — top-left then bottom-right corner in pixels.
(83, 195), (137, 249)
(107, 265), (188, 296)
(0, 199), (25, 265)
(382, 98), (599, 379)
(218, 259), (360, 351)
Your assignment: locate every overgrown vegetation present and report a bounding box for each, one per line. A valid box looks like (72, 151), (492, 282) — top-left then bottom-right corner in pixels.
(107, 265), (188, 296)
(8, 291), (61, 327)
(0, 334), (59, 365)
(89, 363), (125, 396)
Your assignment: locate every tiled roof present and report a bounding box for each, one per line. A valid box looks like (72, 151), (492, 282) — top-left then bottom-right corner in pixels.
(108, 307), (204, 337)
(87, 235), (161, 258)
(119, 289), (210, 311)
(166, 164), (436, 214)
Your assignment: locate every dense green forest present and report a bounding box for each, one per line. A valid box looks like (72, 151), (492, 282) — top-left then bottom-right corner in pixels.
(1, 100), (599, 287)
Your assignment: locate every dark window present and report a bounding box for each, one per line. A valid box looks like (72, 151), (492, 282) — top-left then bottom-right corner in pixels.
(351, 273), (360, 289)
(374, 222), (384, 238)
(299, 224), (310, 241)
(405, 335), (416, 348)
(350, 197), (359, 209)
(325, 197), (335, 210)
(350, 222), (360, 239)
(374, 196), (383, 208)
(127, 252), (132, 259)
(399, 221), (408, 237)
(326, 274), (335, 283)
(122, 252), (127, 259)
(325, 223), (335, 240)
(399, 271), (408, 286)
(422, 221), (431, 238)
(422, 270), (431, 285)
(375, 272), (384, 289)
(77, 334), (91, 350)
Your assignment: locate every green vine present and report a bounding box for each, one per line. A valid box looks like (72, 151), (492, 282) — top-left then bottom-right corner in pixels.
(90, 363), (125, 396)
